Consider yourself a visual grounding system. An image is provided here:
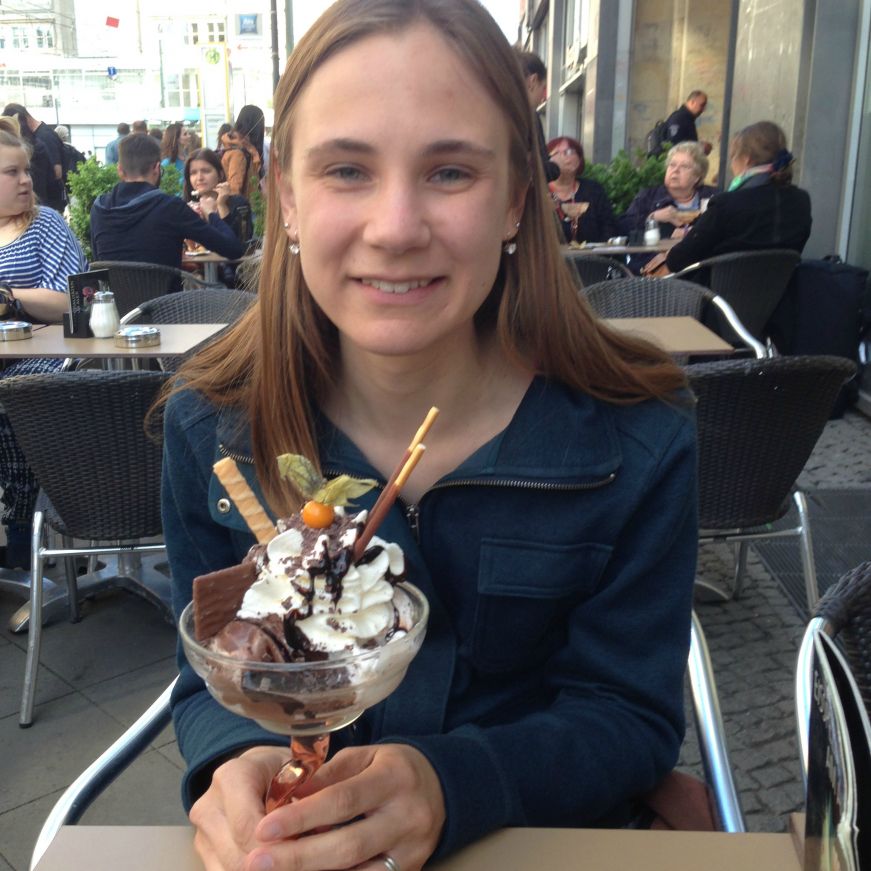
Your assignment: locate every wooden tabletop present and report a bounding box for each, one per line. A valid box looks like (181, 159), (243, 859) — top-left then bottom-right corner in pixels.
(563, 238), (679, 256)
(0, 323), (227, 359)
(603, 316), (734, 355)
(34, 826), (800, 871)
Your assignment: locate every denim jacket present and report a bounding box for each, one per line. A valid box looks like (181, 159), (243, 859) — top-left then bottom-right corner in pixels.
(162, 376), (697, 858)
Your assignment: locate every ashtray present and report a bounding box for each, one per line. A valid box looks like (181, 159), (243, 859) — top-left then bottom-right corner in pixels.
(0, 321), (32, 341)
(114, 325), (161, 348)
(607, 236), (629, 246)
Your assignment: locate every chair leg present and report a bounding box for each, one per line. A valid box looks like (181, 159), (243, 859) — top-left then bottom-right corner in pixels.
(62, 535), (80, 623)
(732, 541), (749, 600)
(20, 511), (46, 728)
(794, 490), (819, 612)
(688, 611), (746, 832)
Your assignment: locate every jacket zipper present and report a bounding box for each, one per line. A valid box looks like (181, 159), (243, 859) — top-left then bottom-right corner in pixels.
(219, 445), (617, 544)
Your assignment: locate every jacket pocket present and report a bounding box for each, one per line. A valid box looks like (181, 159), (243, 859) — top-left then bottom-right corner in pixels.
(472, 537), (612, 673)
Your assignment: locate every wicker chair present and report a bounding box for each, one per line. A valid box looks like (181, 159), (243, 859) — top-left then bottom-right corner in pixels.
(566, 252), (633, 286)
(795, 561), (871, 784)
(0, 370), (172, 727)
(687, 356), (856, 609)
(120, 286), (255, 327)
(583, 276), (766, 358)
(669, 249), (800, 345)
(89, 260), (227, 317)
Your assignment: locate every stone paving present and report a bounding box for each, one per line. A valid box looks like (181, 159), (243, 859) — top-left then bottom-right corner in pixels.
(680, 407), (871, 831)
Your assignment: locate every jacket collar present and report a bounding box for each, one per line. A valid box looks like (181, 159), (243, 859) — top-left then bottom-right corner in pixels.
(216, 376), (622, 486)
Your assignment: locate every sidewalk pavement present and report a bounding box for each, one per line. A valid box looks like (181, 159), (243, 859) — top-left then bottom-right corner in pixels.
(0, 408), (869, 871)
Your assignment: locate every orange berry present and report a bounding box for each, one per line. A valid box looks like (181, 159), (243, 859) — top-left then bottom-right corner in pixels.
(302, 500), (334, 528)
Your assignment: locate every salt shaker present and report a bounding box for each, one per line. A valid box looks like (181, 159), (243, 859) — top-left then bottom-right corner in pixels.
(89, 290), (120, 338)
(644, 216), (661, 247)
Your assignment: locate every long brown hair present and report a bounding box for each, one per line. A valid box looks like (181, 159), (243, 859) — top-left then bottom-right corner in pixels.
(160, 123), (183, 163)
(730, 120), (794, 186)
(172, 0), (686, 515)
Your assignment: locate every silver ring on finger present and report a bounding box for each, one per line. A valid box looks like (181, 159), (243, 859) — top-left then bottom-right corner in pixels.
(382, 856), (400, 871)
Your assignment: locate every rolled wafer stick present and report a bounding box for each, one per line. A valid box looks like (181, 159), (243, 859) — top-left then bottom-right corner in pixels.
(353, 443), (426, 561)
(361, 406), (438, 537)
(213, 457), (276, 544)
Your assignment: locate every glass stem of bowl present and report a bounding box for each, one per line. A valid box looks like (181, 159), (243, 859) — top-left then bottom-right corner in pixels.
(265, 734), (330, 812)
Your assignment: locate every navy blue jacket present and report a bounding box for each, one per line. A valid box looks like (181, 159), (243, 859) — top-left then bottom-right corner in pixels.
(163, 377), (697, 858)
(90, 182), (246, 271)
(618, 184), (718, 239)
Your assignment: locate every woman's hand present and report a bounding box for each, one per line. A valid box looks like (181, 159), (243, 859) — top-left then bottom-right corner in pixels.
(247, 743), (446, 871)
(189, 745), (293, 871)
(215, 182), (231, 208)
(650, 206), (682, 227)
(199, 195), (219, 219)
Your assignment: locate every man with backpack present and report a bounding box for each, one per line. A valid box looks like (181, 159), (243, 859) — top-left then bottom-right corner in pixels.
(648, 90), (712, 156)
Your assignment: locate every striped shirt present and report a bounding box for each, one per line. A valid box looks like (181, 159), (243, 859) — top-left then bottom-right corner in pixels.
(0, 207), (87, 292)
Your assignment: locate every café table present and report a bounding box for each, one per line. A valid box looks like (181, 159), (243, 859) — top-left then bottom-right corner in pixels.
(0, 323), (227, 633)
(182, 250), (231, 283)
(603, 315), (734, 356)
(562, 237), (679, 258)
(33, 825), (801, 871)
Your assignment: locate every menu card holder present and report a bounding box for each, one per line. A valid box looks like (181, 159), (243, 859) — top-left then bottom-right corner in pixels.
(65, 270), (109, 338)
(803, 631), (871, 871)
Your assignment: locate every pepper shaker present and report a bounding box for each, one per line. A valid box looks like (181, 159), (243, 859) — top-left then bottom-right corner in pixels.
(89, 290), (120, 338)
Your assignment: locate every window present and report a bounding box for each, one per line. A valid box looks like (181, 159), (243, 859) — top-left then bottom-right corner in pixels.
(164, 70), (199, 108)
(564, 0), (588, 73)
(185, 19), (225, 46)
(35, 26), (55, 49)
(12, 26), (29, 50)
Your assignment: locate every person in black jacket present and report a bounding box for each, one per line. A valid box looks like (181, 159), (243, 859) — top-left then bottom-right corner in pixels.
(643, 121), (812, 276)
(547, 135), (617, 243)
(514, 50), (560, 183)
(90, 133), (245, 283)
(664, 91), (711, 155)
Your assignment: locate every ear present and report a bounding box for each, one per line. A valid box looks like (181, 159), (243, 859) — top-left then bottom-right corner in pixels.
(116, 165), (124, 180)
(503, 184), (529, 240)
(276, 165), (298, 239)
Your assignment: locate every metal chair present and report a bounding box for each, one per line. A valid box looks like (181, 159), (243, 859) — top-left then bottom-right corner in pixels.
(27, 615), (746, 868)
(686, 356), (856, 609)
(795, 561), (871, 786)
(89, 260), (228, 317)
(0, 370), (172, 727)
(566, 252), (633, 286)
(669, 249), (801, 346)
(583, 276), (766, 359)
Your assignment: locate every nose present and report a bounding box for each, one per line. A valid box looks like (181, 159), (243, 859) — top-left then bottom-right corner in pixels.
(361, 177), (430, 253)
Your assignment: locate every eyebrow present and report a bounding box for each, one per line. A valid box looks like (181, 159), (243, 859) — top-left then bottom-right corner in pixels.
(304, 138), (496, 160)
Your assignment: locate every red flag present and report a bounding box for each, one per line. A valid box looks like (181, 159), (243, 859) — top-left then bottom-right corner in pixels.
(106, 16), (120, 27)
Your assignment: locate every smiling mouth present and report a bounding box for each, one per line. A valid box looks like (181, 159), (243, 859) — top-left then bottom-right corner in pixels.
(359, 278), (436, 295)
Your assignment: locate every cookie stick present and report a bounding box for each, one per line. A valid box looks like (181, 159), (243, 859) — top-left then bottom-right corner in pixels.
(213, 457), (276, 544)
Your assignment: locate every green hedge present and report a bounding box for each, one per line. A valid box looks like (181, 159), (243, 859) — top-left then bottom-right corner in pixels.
(582, 147), (669, 216)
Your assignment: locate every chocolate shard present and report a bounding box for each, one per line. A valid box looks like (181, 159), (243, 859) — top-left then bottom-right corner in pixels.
(193, 562), (257, 641)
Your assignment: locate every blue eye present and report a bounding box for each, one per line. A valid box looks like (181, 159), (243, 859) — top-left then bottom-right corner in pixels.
(431, 166), (471, 184)
(328, 165), (367, 182)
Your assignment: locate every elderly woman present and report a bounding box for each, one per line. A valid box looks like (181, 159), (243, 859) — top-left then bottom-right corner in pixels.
(0, 128), (87, 567)
(618, 141), (716, 241)
(644, 121), (812, 276)
(547, 135), (617, 243)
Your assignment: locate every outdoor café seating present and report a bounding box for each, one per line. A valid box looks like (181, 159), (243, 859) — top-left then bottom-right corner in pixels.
(687, 355), (856, 610)
(566, 252), (633, 287)
(0, 370), (172, 727)
(583, 276), (766, 359)
(669, 249), (801, 347)
(88, 260), (228, 317)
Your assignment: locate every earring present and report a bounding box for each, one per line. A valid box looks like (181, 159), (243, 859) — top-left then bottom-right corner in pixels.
(283, 222), (289, 229)
(503, 241), (517, 255)
(289, 240), (300, 255)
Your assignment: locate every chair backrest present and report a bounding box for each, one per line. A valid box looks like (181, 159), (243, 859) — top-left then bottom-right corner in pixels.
(686, 355), (855, 529)
(122, 287), (256, 326)
(673, 249), (801, 341)
(0, 370), (170, 540)
(568, 253), (633, 287)
(584, 276), (712, 319)
(89, 261), (226, 316)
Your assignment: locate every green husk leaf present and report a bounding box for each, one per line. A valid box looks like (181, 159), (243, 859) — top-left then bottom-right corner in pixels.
(276, 454), (325, 499)
(315, 475), (379, 507)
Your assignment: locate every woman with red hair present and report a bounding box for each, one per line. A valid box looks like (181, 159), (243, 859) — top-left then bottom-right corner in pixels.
(547, 135), (617, 243)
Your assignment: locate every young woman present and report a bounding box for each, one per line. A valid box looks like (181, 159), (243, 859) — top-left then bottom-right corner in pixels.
(160, 122), (188, 175)
(163, 2), (697, 870)
(547, 135), (617, 243)
(0, 128), (87, 567)
(643, 121), (812, 276)
(183, 147), (252, 244)
(219, 105), (264, 197)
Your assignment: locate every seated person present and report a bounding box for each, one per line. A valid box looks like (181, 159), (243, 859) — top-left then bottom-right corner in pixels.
(163, 3), (698, 870)
(183, 148), (252, 285)
(547, 136), (617, 243)
(0, 127), (87, 567)
(643, 121), (812, 276)
(89, 133), (245, 280)
(618, 141), (716, 272)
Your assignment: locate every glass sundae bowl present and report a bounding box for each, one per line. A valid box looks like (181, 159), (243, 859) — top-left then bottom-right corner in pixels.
(178, 581), (429, 811)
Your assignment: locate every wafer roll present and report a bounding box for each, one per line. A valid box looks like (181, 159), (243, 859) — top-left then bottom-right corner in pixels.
(213, 457), (276, 544)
